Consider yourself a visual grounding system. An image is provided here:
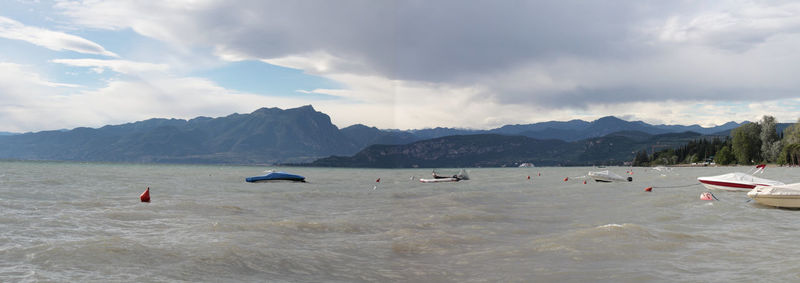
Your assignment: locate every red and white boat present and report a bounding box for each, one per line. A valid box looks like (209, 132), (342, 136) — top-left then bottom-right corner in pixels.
(697, 165), (783, 191)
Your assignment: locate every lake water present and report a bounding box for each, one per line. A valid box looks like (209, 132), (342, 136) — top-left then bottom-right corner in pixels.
(2, 161), (800, 282)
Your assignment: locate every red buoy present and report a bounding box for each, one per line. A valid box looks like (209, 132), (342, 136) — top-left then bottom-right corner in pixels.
(564, 177), (569, 182)
(700, 192), (713, 201)
(583, 180), (587, 184)
(376, 178), (381, 183)
(140, 187), (150, 203)
(527, 175), (531, 180)
(644, 187), (652, 192)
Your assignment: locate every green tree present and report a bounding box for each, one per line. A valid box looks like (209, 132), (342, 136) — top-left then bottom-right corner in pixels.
(783, 118), (800, 145)
(778, 118), (800, 165)
(715, 146), (735, 165)
(778, 143), (800, 165)
(760, 115), (780, 162)
(650, 149), (675, 165)
(633, 150), (650, 166)
(731, 122), (761, 165)
(687, 153), (700, 164)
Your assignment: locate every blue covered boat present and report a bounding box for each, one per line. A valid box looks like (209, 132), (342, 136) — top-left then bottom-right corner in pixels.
(245, 171), (306, 183)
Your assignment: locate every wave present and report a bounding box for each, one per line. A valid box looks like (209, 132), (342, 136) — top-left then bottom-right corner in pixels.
(441, 212), (510, 223)
(389, 228), (486, 256)
(216, 219), (382, 235)
(529, 223), (712, 261)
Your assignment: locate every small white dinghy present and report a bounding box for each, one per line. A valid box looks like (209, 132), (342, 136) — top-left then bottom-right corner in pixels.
(748, 183), (800, 208)
(588, 170), (632, 182)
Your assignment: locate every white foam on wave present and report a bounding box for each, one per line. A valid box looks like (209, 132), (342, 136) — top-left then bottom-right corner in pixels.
(598, 223), (625, 229)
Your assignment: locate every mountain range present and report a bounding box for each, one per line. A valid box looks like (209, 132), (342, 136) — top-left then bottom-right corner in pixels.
(0, 106), (357, 164)
(342, 116), (744, 147)
(0, 105), (754, 166)
(312, 131), (707, 168)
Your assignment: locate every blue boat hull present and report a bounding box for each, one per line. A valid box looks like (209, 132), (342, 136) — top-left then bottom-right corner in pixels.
(246, 172), (305, 183)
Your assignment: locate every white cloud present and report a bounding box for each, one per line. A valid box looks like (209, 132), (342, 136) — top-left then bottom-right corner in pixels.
(0, 16), (117, 57)
(652, 2), (800, 51)
(0, 62), (85, 131)
(0, 62), (314, 132)
(51, 58), (169, 74)
(1, 56), (797, 134)
(27, 0), (800, 131)
(54, 77), (290, 126)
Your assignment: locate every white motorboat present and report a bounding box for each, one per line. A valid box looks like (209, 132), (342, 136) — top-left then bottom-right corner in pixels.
(419, 177), (460, 183)
(420, 169), (469, 183)
(588, 170), (632, 182)
(697, 171), (783, 191)
(748, 183), (800, 208)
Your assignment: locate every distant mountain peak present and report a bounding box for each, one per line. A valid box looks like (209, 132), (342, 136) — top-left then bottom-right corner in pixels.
(595, 116), (623, 121)
(721, 121), (743, 127)
(293, 104), (316, 111)
(251, 105), (316, 115)
(593, 116), (626, 124)
(251, 107), (281, 115)
(343, 124), (377, 130)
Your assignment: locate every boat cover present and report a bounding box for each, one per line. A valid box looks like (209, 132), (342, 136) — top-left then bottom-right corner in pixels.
(588, 170), (631, 182)
(748, 183), (800, 207)
(246, 171), (305, 182)
(749, 183), (800, 196)
(698, 172), (784, 187)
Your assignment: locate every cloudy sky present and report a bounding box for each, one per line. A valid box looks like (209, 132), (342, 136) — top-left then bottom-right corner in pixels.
(2, 0), (800, 132)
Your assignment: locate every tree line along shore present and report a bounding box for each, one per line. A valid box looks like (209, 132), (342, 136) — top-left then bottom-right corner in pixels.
(634, 115), (800, 167)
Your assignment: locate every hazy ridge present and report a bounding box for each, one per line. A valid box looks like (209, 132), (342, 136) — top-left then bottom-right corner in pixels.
(0, 106), (756, 166)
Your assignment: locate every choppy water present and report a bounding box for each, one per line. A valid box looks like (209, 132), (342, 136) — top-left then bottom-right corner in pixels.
(2, 161), (800, 282)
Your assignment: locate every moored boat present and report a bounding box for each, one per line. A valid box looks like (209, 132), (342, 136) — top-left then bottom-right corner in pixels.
(748, 183), (800, 208)
(697, 172), (783, 191)
(588, 170), (632, 182)
(420, 169), (469, 183)
(419, 177), (460, 183)
(246, 171), (306, 183)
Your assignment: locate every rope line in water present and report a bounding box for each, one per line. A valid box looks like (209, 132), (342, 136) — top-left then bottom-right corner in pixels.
(566, 175), (587, 179)
(651, 183), (702, 189)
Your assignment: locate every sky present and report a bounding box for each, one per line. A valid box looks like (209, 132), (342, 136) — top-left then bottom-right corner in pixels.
(2, 0), (800, 133)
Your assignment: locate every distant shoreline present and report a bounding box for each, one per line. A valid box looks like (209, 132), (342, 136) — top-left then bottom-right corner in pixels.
(666, 163), (789, 168)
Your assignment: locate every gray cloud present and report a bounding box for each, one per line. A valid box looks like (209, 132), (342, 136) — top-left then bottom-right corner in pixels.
(195, 1), (659, 82)
(58, 0), (800, 110)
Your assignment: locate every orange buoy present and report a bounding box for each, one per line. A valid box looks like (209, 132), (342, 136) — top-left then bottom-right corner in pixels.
(644, 187), (652, 192)
(140, 187), (150, 203)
